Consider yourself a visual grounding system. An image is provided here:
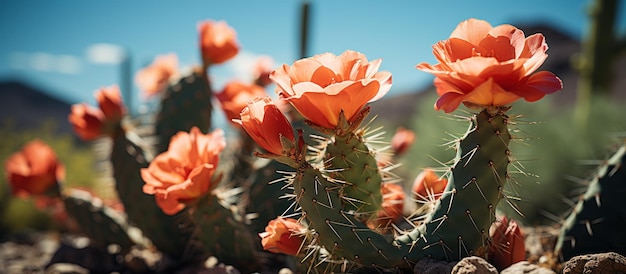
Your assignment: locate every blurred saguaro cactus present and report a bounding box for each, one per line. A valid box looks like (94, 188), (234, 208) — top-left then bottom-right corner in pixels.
(574, 0), (626, 127)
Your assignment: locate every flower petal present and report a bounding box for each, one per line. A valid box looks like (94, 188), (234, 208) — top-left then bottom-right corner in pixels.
(417, 18), (562, 112)
(450, 18), (492, 45)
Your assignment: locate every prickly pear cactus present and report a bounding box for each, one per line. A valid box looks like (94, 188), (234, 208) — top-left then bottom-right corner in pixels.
(400, 109), (511, 261)
(555, 138), (626, 260)
(111, 130), (197, 262)
(324, 123), (384, 216)
(187, 191), (263, 273)
(62, 188), (134, 251)
(154, 67), (212, 154)
(50, 17), (568, 274)
(272, 108), (513, 272)
(246, 159), (295, 234)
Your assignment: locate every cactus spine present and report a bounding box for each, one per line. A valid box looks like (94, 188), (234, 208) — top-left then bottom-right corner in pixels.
(324, 112), (384, 217)
(394, 109), (511, 260)
(555, 138), (626, 260)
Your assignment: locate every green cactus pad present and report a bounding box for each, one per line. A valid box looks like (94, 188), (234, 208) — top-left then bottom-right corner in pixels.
(291, 109), (512, 271)
(292, 162), (409, 271)
(111, 131), (197, 261)
(555, 139), (626, 260)
(395, 109), (511, 261)
(324, 130), (383, 217)
(155, 68), (212, 154)
(62, 189), (134, 251)
(189, 192), (263, 273)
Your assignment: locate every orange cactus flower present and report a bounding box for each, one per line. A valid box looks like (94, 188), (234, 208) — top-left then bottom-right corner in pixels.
(141, 127), (226, 215)
(198, 20), (240, 66)
(135, 53), (179, 97)
(412, 168), (448, 201)
(416, 18), (563, 113)
(95, 85), (126, 121)
(236, 96), (295, 156)
(68, 103), (105, 141)
(380, 183), (405, 221)
(369, 183), (405, 230)
(271, 50), (392, 129)
(259, 217), (305, 256)
(391, 127), (416, 156)
(4, 140), (64, 197)
(253, 55), (275, 87)
(489, 216), (526, 270)
(216, 80), (267, 123)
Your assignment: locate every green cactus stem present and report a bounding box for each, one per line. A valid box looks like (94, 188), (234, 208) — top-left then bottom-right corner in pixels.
(155, 67), (213, 154)
(289, 108), (512, 272)
(188, 190), (263, 273)
(555, 138), (626, 260)
(292, 162), (408, 271)
(394, 108), (511, 261)
(323, 108), (384, 218)
(62, 189), (134, 252)
(111, 130), (197, 262)
(574, 0), (625, 127)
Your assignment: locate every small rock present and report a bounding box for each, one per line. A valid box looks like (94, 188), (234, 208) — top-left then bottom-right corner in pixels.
(414, 257), (456, 274)
(46, 263), (90, 274)
(451, 256), (497, 274)
(278, 268), (294, 274)
(562, 252), (626, 274)
(501, 261), (556, 274)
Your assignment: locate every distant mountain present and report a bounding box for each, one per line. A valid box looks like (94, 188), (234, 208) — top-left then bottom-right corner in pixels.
(0, 80), (74, 135)
(370, 23), (626, 129)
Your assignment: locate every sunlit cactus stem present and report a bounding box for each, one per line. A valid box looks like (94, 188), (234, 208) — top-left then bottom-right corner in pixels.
(292, 160), (409, 270)
(555, 138), (626, 260)
(395, 108), (511, 261)
(321, 107), (384, 219)
(574, 0), (625, 127)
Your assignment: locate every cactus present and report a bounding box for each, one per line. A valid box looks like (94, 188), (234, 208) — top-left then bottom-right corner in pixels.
(240, 19), (563, 272)
(110, 129), (198, 262)
(187, 191), (264, 273)
(574, 0), (626, 127)
(61, 188), (135, 251)
(322, 109), (384, 217)
(555, 137), (626, 260)
(154, 67), (213, 154)
(273, 107), (512, 272)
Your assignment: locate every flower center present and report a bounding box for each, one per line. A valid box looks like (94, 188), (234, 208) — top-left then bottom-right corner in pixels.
(471, 47), (495, 58)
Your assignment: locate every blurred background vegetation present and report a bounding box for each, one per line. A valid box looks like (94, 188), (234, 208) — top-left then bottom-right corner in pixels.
(0, 119), (104, 235)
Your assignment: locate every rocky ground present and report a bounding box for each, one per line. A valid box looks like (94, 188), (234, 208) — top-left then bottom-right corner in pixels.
(2, 225), (626, 274)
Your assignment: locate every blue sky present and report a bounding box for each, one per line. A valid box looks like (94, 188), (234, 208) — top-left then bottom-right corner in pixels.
(1, 0), (624, 114)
